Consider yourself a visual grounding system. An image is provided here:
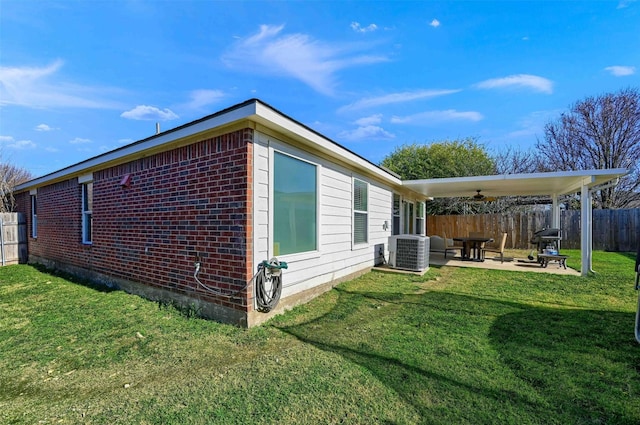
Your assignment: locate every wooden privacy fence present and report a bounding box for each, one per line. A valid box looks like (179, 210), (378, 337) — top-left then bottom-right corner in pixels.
(426, 208), (640, 252)
(0, 213), (27, 266)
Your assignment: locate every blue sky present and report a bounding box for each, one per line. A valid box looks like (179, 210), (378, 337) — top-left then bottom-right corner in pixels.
(1, 0), (639, 178)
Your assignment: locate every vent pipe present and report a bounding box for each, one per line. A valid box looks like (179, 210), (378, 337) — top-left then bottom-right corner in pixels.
(155, 122), (160, 135)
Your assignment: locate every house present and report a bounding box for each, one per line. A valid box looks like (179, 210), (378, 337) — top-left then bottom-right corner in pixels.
(14, 99), (428, 327)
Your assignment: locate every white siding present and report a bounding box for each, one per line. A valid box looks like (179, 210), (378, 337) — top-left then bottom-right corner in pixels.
(253, 131), (394, 300)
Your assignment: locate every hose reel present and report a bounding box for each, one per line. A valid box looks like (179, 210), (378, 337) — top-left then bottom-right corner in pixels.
(255, 257), (288, 313)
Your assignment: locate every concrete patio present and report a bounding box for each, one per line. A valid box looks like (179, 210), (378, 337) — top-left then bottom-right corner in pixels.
(428, 251), (580, 276)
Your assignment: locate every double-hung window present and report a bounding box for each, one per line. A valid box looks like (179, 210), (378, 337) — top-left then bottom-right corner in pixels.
(353, 178), (368, 245)
(392, 193), (400, 236)
(82, 182), (93, 244)
(31, 194), (37, 238)
(416, 201), (425, 235)
(273, 152), (317, 256)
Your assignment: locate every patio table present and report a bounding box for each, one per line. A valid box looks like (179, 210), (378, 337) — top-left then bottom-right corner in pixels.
(453, 236), (494, 261)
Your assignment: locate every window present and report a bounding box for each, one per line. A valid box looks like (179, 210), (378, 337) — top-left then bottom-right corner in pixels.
(416, 201), (425, 235)
(82, 182), (93, 244)
(403, 201), (414, 234)
(273, 152), (317, 256)
(31, 195), (37, 238)
(353, 178), (368, 244)
(392, 194), (400, 236)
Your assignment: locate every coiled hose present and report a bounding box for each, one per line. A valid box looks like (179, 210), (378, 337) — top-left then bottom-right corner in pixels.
(194, 257), (287, 313)
(255, 258), (287, 312)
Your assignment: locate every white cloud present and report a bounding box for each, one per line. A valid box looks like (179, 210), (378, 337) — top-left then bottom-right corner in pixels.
(222, 24), (388, 96)
(184, 89), (225, 110)
(0, 60), (125, 109)
(351, 22), (378, 33)
(354, 114), (383, 126)
(604, 66), (636, 76)
(474, 74), (553, 94)
(44, 146), (60, 153)
(69, 137), (92, 144)
(429, 19), (441, 28)
(339, 89), (460, 112)
(339, 125), (395, 141)
(0, 136), (36, 149)
(391, 110), (483, 124)
(120, 105), (179, 121)
(35, 124), (56, 131)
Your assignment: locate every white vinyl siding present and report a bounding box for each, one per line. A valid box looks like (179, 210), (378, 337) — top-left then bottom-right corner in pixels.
(253, 131), (396, 301)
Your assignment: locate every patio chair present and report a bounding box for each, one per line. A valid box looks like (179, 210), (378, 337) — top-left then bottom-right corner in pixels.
(481, 232), (507, 263)
(442, 232), (462, 259)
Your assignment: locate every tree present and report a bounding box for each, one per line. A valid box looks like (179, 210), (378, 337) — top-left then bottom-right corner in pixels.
(380, 138), (496, 214)
(1, 155), (32, 212)
(536, 87), (640, 209)
(381, 138), (496, 180)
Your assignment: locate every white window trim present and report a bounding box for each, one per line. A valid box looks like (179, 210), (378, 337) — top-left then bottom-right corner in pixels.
(82, 181), (93, 245)
(352, 177), (369, 249)
(268, 146), (321, 261)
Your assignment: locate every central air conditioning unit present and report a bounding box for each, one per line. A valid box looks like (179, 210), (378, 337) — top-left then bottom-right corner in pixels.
(388, 235), (430, 272)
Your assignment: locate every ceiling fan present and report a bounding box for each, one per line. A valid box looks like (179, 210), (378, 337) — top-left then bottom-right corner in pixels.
(472, 190), (496, 202)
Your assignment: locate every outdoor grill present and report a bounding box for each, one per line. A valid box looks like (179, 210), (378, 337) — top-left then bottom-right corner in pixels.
(530, 228), (562, 254)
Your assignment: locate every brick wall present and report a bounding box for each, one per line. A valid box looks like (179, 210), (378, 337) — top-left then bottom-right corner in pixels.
(18, 128), (254, 315)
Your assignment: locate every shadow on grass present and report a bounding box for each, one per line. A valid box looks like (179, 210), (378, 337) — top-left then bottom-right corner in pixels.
(275, 285), (640, 424)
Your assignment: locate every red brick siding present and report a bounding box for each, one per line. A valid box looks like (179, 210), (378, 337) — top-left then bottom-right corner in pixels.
(18, 128), (254, 313)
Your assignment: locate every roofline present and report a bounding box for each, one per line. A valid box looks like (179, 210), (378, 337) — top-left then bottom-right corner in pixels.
(15, 98), (401, 192)
(403, 168), (630, 186)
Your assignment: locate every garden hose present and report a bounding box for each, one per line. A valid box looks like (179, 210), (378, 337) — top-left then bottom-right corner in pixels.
(255, 258), (288, 313)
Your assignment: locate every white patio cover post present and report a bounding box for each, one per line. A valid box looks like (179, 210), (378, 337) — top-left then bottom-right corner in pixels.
(580, 184), (592, 276)
(552, 194), (560, 250)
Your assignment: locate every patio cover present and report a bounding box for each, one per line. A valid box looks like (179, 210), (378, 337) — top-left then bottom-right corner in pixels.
(402, 168), (629, 276)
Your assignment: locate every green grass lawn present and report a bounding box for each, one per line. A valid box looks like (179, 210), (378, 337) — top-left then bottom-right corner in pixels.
(1, 251), (639, 424)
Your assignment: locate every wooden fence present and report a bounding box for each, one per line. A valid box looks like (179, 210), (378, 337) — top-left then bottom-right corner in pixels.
(426, 208), (640, 252)
(0, 213), (27, 265)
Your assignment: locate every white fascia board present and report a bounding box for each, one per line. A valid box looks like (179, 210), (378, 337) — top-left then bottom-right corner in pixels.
(402, 168), (629, 198)
(15, 102), (260, 192)
(253, 102), (402, 186)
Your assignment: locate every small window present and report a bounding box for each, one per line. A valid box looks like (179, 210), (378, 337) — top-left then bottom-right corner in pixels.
(82, 182), (93, 244)
(392, 193), (400, 236)
(353, 179), (368, 244)
(273, 152), (317, 256)
(416, 201), (425, 235)
(31, 195), (37, 238)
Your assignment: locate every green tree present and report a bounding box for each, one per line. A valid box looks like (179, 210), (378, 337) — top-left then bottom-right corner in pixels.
(381, 138), (496, 214)
(381, 138), (496, 180)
